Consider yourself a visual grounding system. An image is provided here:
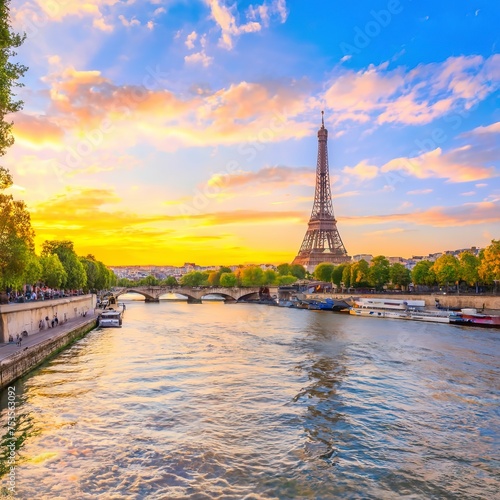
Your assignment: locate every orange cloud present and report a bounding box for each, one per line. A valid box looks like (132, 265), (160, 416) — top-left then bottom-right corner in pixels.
(207, 166), (315, 191)
(381, 147), (496, 183)
(342, 160), (379, 179)
(342, 200), (500, 227)
(12, 113), (65, 149)
(31, 67), (313, 153)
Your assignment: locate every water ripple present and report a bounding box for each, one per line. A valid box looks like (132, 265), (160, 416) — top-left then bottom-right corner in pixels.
(0, 301), (498, 499)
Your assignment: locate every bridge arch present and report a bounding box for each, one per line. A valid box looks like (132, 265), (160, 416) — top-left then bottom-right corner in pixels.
(115, 289), (158, 302)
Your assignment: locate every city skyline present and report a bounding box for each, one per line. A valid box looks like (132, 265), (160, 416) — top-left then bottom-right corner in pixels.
(5, 0), (500, 266)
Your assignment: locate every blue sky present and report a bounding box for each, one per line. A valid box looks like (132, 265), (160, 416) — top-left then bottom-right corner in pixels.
(6, 0), (500, 265)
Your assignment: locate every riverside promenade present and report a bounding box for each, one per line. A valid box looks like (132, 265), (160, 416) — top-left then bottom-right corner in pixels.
(0, 311), (98, 389)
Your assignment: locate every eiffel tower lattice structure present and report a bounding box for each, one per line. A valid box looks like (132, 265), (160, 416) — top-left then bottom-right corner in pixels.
(292, 112), (350, 272)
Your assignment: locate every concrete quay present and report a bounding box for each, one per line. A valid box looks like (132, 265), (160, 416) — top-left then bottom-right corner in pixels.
(303, 293), (500, 312)
(0, 312), (98, 390)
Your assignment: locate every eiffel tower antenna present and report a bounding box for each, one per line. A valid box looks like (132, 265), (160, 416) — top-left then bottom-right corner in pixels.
(292, 111), (349, 272)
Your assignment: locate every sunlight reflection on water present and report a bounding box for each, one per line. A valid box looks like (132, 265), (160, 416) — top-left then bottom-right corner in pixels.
(1, 300), (498, 499)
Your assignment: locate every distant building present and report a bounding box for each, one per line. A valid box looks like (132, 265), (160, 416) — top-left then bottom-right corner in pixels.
(352, 254), (373, 263)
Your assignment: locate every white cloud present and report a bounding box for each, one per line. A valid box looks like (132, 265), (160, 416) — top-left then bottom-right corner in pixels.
(119, 15), (140, 28)
(185, 51), (214, 67)
(185, 31), (198, 50)
(324, 55), (500, 125)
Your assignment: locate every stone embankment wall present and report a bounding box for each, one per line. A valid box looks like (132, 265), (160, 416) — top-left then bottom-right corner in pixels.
(0, 295), (96, 343)
(0, 317), (96, 390)
(305, 293), (500, 311)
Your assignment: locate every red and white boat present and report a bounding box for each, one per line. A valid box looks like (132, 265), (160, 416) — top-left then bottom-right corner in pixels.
(456, 308), (500, 329)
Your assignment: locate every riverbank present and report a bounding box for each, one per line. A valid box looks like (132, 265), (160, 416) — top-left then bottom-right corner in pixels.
(0, 312), (97, 390)
(302, 292), (500, 312)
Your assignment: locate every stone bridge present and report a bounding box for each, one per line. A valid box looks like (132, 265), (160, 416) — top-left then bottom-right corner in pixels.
(112, 286), (278, 303)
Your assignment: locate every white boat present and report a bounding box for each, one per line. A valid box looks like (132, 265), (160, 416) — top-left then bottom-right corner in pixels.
(349, 297), (425, 319)
(97, 307), (123, 328)
(354, 297), (425, 310)
(408, 310), (452, 323)
(349, 307), (409, 319)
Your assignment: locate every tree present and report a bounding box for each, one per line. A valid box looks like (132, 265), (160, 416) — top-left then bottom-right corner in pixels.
(341, 263), (352, 289)
(180, 271), (208, 286)
(207, 271), (220, 286)
(331, 264), (346, 288)
(0, 0), (27, 156)
(240, 266), (265, 286)
(0, 168), (36, 290)
(80, 256), (99, 291)
(276, 275), (297, 285)
(459, 251), (480, 293)
(40, 254), (67, 289)
(351, 259), (370, 288)
(411, 260), (435, 288)
(219, 266), (232, 274)
(478, 240), (500, 290)
(290, 264), (306, 279)
(368, 255), (390, 290)
(139, 275), (159, 286)
(220, 272), (237, 287)
(22, 252), (42, 287)
(314, 262), (334, 282)
(389, 263), (411, 290)
(263, 269), (277, 285)
(117, 277), (134, 287)
(277, 263), (291, 276)
(41, 240), (87, 290)
(432, 254), (460, 291)
(162, 276), (178, 286)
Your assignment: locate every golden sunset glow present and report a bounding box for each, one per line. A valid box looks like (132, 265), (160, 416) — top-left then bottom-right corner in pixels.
(5, 1), (499, 265)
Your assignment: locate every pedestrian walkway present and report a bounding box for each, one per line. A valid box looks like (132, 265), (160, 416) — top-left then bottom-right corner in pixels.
(0, 311), (98, 364)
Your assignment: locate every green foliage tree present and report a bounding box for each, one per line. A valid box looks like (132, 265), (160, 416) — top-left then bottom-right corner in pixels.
(0, 0), (27, 156)
(80, 256), (99, 291)
(180, 271), (209, 286)
(314, 262), (334, 282)
(341, 263), (352, 289)
(389, 263), (411, 289)
(219, 272), (237, 287)
(277, 263), (291, 276)
(368, 255), (390, 290)
(138, 275), (159, 286)
(411, 260), (435, 287)
(351, 259), (370, 288)
(263, 269), (277, 285)
(331, 264), (346, 288)
(117, 277), (134, 287)
(276, 275), (297, 285)
(23, 252), (42, 286)
(289, 264), (306, 279)
(478, 240), (500, 288)
(240, 266), (265, 286)
(40, 254), (67, 289)
(219, 266), (232, 274)
(0, 168), (36, 290)
(162, 276), (178, 286)
(459, 251), (480, 292)
(41, 240), (87, 290)
(432, 254), (460, 291)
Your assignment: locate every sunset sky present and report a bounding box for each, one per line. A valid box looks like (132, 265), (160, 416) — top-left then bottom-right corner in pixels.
(6, 0), (500, 266)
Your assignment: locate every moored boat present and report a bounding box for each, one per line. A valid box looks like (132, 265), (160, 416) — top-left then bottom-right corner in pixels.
(408, 310), (458, 323)
(457, 308), (500, 328)
(97, 305), (124, 328)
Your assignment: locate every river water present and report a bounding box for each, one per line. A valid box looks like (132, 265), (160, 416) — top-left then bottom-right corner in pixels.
(1, 298), (499, 499)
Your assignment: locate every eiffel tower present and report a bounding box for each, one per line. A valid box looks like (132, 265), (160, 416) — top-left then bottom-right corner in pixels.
(292, 112), (350, 272)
